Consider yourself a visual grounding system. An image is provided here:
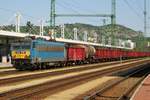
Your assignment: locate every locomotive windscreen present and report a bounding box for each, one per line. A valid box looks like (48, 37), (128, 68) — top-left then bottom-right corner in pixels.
(11, 43), (31, 50)
(11, 40), (31, 59)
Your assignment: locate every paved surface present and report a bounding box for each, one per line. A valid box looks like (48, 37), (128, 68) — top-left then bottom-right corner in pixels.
(0, 63), (12, 68)
(131, 75), (150, 100)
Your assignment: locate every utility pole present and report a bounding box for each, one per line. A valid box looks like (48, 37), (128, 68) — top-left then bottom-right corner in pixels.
(103, 19), (106, 25)
(84, 31), (88, 42)
(50, 0), (55, 28)
(52, 0), (114, 25)
(60, 24), (65, 39)
(15, 12), (21, 32)
(40, 19), (44, 36)
(73, 28), (78, 40)
(50, 0), (116, 40)
(144, 0), (147, 36)
(111, 0), (116, 47)
(111, 0), (116, 25)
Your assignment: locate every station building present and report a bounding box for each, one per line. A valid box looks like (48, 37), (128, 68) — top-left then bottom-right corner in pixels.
(0, 30), (27, 63)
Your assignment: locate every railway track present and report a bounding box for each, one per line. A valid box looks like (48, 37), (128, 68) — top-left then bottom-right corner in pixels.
(0, 58), (144, 86)
(83, 63), (150, 100)
(0, 58), (145, 77)
(0, 70), (21, 77)
(0, 61), (115, 78)
(0, 58), (146, 78)
(0, 58), (149, 99)
(0, 67), (13, 70)
(0, 68), (15, 73)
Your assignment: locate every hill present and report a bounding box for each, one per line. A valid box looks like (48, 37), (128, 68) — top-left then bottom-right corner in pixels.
(1, 23), (149, 51)
(61, 23), (141, 39)
(0, 23), (141, 39)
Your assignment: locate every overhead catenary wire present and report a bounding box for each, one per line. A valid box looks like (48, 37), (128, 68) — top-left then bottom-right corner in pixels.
(56, 1), (80, 15)
(56, 2), (81, 25)
(123, 0), (143, 21)
(0, 13), (16, 31)
(62, 0), (98, 14)
(56, 1), (109, 25)
(133, 0), (143, 13)
(0, 7), (44, 34)
(0, 7), (41, 24)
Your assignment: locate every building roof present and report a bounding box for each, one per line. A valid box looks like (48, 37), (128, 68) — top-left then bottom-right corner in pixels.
(0, 30), (132, 50)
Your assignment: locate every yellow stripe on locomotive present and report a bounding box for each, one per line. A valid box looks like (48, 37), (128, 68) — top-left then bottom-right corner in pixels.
(11, 50), (30, 59)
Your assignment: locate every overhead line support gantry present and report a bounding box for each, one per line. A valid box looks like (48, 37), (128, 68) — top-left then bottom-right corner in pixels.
(50, 0), (116, 28)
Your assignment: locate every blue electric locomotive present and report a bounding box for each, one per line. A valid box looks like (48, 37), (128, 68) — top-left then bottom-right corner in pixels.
(11, 38), (66, 70)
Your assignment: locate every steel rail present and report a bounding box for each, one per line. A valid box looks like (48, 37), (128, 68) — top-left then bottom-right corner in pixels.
(0, 59), (148, 99)
(83, 63), (150, 100)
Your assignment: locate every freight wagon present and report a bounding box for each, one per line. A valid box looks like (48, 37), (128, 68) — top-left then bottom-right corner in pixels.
(11, 38), (150, 70)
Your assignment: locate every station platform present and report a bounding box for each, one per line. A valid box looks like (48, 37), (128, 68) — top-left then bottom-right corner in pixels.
(131, 75), (150, 100)
(0, 63), (12, 68)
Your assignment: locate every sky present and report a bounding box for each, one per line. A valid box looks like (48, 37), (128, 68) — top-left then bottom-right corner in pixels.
(0, 0), (149, 35)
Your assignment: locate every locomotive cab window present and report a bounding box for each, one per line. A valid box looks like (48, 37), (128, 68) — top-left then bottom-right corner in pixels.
(22, 45), (31, 49)
(11, 43), (31, 50)
(11, 45), (21, 50)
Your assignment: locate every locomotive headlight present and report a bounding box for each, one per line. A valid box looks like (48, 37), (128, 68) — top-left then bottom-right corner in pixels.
(12, 55), (16, 59)
(11, 51), (16, 59)
(25, 55), (29, 59)
(25, 50), (30, 59)
(26, 50), (30, 55)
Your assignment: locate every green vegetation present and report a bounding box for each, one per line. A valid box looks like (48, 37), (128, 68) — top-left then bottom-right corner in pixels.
(0, 22), (149, 51)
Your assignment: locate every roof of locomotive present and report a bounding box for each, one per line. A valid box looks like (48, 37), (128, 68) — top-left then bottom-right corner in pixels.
(32, 39), (65, 46)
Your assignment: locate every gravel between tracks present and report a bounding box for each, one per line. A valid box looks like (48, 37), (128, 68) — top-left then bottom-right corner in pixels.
(95, 77), (140, 100)
(0, 58), (147, 80)
(0, 58), (144, 78)
(45, 76), (118, 100)
(0, 58), (149, 94)
(0, 61), (122, 79)
(0, 62), (131, 93)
